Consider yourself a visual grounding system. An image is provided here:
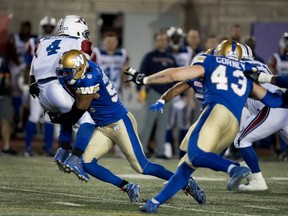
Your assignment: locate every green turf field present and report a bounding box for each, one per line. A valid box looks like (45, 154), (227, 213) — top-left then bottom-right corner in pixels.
(0, 155), (287, 216)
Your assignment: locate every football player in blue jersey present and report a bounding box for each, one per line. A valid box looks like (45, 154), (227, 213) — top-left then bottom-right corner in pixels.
(49, 49), (144, 202)
(124, 40), (288, 213)
(51, 49), (206, 204)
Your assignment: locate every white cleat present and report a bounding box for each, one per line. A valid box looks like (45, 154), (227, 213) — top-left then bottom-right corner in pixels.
(238, 172), (268, 191)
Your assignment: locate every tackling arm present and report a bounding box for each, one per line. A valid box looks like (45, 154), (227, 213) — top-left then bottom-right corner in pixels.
(50, 94), (94, 125)
(124, 65), (205, 85)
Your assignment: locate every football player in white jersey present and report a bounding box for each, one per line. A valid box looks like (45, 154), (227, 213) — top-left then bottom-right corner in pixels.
(24, 16), (57, 157)
(165, 27), (193, 158)
(268, 32), (288, 75)
(91, 31), (129, 95)
(234, 43), (288, 191)
(29, 15), (95, 181)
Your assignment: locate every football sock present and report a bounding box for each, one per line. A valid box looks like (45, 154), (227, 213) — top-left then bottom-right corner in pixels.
(142, 161), (174, 180)
(191, 152), (233, 173)
(154, 162), (194, 204)
(119, 180), (129, 189)
(74, 123), (95, 153)
(83, 159), (124, 187)
(44, 123), (54, 154)
(72, 148), (83, 157)
(240, 146), (261, 173)
(25, 121), (36, 153)
(58, 124), (72, 144)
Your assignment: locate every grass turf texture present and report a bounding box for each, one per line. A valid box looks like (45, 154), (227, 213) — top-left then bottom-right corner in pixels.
(0, 156), (287, 216)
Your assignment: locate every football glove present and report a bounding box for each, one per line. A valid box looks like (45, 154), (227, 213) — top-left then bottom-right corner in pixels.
(47, 112), (62, 124)
(244, 69), (273, 84)
(48, 102), (86, 125)
(29, 82), (40, 98)
(123, 67), (146, 85)
(149, 99), (165, 114)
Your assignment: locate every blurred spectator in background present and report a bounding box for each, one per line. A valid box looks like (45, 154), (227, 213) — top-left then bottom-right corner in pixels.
(138, 30), (177, 159)
(244, 35), (265, 63)
(165, 26), (193, 159)
(91, 31), (129, 157)
(186, 29), (202, 57)
(8, 21), (32, 136)
(229, 24), (242, 42)
(0, 52), (17, 155)
(193, 34), (219, 58)
(24, 16), (57, 157)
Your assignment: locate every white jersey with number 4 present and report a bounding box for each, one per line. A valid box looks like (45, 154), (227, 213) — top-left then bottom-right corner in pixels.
(30, 36), (91, 81)
(29, 35), (94, 125)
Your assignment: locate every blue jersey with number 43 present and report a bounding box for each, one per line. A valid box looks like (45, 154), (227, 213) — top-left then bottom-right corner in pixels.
(75, 60), (128, 127)
(193, 54), (254, 122)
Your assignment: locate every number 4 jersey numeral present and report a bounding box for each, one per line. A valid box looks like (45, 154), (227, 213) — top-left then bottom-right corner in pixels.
(46, 40), (61, 56)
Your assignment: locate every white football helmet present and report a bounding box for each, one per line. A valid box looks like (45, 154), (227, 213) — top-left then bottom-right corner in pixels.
(39, 16), (57, 36)
(240, 43), (254, 60)
(279, 32), (288, 53)
(58, 15), (90, 39)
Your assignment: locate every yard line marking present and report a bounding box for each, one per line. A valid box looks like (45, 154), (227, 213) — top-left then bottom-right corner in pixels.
(118, 174), (227, 181)
(269, 177), (288, 181)
(0, 186), (260, 216)
(161, 204), (260, 216)
(1, 207), (142, 216)
(244, 205), (279, 210)
(118, 174), (288, 181)
(53, 201), (85, 207)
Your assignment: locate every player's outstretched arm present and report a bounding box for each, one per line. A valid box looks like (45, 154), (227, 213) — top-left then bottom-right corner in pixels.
(124, 65), (204, 85)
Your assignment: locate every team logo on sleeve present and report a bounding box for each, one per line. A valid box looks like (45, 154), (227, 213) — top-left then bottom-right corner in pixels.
(194, 56), (206, 63)
(76, 84), (100, 94)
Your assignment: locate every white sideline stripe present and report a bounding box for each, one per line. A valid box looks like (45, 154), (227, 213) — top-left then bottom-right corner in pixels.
(0, 186), (259, 216)
(244, 205), (279, 210)
(53, 201), (84, 207)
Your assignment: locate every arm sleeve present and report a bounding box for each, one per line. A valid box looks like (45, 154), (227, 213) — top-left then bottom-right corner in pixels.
(275, 75), (288, 88)
(260, 90), (283, 108)
(53, 102), (87, 125)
